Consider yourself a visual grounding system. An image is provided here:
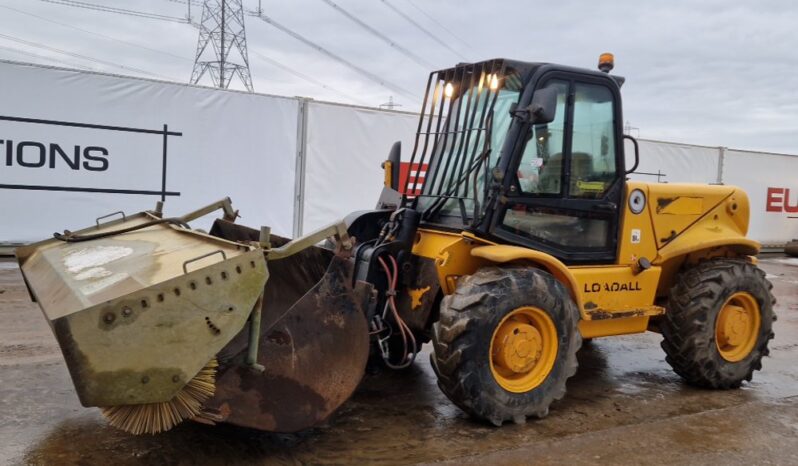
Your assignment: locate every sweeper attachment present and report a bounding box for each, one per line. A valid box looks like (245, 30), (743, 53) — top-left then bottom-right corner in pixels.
(17, 199), (373, 434)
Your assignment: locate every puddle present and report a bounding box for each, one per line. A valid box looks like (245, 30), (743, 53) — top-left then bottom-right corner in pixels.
(775, 258), (798, 267)
(0, 261), (19, 270)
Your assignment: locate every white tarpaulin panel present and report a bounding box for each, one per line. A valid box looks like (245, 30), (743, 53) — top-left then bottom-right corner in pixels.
(302, 102), (419, 233)
(723, 150), (798, 246)
(0, 61), (298, 243)
(628, 139), (720, 184)
(3, 59), (797, 249)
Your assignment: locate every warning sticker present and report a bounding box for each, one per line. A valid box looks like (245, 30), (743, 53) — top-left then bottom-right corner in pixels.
(631, 229), (641, 244)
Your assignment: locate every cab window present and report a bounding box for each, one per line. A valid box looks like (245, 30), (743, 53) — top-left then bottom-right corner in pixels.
(569, 82), (617, 198)
(500, 78), (619, 252)
(516, 80), (568, 195)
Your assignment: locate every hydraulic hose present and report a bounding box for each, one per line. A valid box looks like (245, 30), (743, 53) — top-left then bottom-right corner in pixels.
(377, 254), (417, 369)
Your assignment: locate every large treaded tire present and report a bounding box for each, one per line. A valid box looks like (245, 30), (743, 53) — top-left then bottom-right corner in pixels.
(431, 266), (581, 426)
(661, 258), (776, 388)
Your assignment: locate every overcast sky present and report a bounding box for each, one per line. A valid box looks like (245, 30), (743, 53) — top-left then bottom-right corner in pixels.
(1, 0), (797, 154)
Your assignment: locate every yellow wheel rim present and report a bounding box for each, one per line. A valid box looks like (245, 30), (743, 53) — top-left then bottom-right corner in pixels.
(715, 292), (761, 362)
(489, 306), (558, 393)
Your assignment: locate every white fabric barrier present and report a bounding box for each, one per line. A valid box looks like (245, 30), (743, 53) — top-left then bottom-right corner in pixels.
(302, 101), (419, 233)
(0, 61), (298, 243)
(722, 150), (798, 246)
(628, 139), (720, 184)
(2, 60), (797, 248)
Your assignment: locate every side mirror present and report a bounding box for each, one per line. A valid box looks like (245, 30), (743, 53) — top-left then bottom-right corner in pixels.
(529, 86), (558, 124)
(624, 134), (639, 174)
(510, 86), (558, 124)
(382, 141), (402, 191)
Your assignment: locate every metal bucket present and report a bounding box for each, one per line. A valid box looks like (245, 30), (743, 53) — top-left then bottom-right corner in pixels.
(202, 219), (373, 432)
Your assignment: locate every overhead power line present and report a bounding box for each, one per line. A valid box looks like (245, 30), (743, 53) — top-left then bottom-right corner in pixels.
(2, 2), (353, 102)
(248, 49), (367, 105)
(250, 12), (418, 100)
(0, 32), (175, 80)
(15, 0), (360, 102)
(318, 0), (432, 69)
(161, 0), (203, 6)
(403, 0), (472, 48)
(0, 45), (94, 71)
(0, 5), (192, 64)
(38, 0), (188, 23)
(160, 0), (201, 20)
(380, 0), (468, 61)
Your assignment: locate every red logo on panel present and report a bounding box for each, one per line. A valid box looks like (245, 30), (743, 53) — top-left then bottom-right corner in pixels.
(766, 187), (798, 213)
(398, 162), (428, 196)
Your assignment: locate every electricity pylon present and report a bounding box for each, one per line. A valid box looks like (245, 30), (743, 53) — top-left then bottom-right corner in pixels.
(190, 0), (254, 92)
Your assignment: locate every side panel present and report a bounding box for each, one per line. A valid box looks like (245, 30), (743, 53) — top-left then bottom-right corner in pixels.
(569, 266), (663, 319)
(617, 182), (658, 265)
(416, 232), (665, 338)
(646, 183), (734, 249)
(579, 316), (650, 339)
(620, 181), (758, 264)
(656, 197), (759, 263)
(411, 229), (490, 295)
(447, 242), (666, 338)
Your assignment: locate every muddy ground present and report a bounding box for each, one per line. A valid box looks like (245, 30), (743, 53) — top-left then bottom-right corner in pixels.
(1, 256), (797, 465)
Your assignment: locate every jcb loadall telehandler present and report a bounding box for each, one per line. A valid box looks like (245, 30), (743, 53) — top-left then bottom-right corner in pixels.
(18, 54), (775, 434)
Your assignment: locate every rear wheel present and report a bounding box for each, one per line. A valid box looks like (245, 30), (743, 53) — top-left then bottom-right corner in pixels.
(431, 266), (581, 425)
(661, 258), (776, 388)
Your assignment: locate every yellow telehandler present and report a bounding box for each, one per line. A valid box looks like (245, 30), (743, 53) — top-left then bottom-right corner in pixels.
(17, 54), (775, 433)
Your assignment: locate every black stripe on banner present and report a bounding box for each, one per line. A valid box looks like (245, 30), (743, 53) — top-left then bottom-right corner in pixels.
(0, 115), (183, 136)
(0, 184), (180, 196)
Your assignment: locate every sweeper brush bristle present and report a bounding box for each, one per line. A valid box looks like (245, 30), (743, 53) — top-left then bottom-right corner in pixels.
(101, 358), (218, 435)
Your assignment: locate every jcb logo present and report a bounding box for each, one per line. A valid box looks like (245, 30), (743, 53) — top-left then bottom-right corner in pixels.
(766, 187), (798, 213)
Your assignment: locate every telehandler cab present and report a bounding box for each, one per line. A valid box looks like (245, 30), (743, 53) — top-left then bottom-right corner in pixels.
(18, 54), (775, 433)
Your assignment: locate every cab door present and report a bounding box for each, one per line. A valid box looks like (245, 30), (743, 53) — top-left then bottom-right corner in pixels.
(490, 73), (625, 264)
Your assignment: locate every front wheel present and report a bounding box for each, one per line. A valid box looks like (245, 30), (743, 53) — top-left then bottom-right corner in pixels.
(431, 266), (581, 426)
(660, 258), (776, 388)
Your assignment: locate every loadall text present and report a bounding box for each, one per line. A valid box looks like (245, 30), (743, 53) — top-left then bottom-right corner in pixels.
(584, 282), (643, 293)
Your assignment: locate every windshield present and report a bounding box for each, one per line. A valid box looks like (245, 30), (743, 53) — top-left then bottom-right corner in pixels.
(409, 64), (523, 225)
